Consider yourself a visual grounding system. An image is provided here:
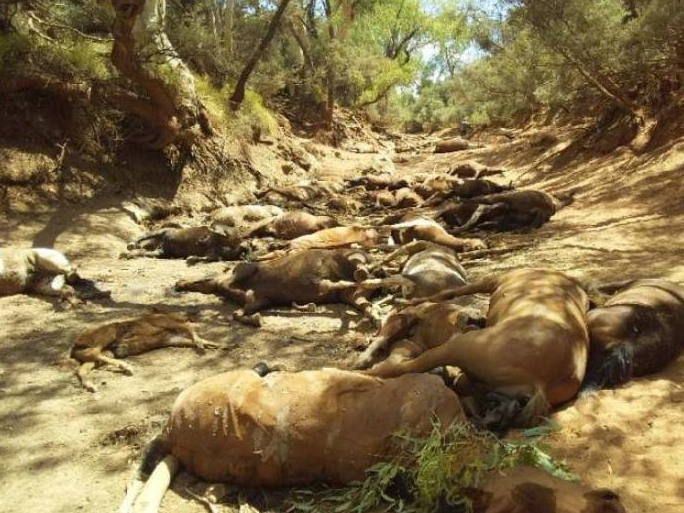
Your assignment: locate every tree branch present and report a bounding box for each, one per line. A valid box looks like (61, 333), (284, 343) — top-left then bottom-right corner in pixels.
(27, 10), (113, 42)
(229, 0), (292, 109)
(356, 81), (398, 109)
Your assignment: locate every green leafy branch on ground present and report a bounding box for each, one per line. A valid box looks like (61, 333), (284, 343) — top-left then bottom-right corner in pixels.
(288, 419), (572, 513)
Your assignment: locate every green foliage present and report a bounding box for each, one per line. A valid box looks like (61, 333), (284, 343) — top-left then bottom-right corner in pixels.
(429, 1), (470, 79)
(194, 74), (278, 136)
(0, 0), (113, 81)
(194, 75), (227, 117)
(0, 32), (31, 70)
(55, 0), (113, 35)
(3, 0), (682, 140)
(0, 12), (110, 81)
(288, 420), (573, 513)
(0, 34), (110, 81)
(243, 89), (280, 134)
(49, 39), (110, 80)
(354, 56), (417, 106)
(166, 2), (235, 83)
(406, 0), (684, 130)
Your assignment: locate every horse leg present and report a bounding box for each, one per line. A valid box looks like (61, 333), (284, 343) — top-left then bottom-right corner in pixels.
(409, 275), (498, 305)
(377, 240), (430, 268)
(76, 361), (98, 392)
(355, 333), (393, 370)
(454, 202), (509, 233)
(96, 352), (134, 375)
(120, 249), (164, 260)
(31, 274), (66, 296)
(233, 291), (268, 326)
(31, 274), (80, 305)
(450, 204), (491, 233)
(355, 276), (416, 296)
(169, 320), (219, 349)
(318, 279), (359, 292)
(365, 335), (468, 379)
(354, 314), (419, 369)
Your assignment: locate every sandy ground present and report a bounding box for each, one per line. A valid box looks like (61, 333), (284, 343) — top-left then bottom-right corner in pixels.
(1, 128), (684, 513)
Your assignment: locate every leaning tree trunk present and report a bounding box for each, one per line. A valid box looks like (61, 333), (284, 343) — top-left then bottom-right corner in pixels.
(552, 44), (642, 122)
(110, 0), (211, 149)
(229, 0), (292, 110)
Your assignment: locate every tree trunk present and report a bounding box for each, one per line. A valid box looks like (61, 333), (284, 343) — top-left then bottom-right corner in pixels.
(552, 43), (643, 123)
(229, 0), (292, 110)
(322, 0), (336, 127)
(224, 0), (235, 55)
(288, 19), (313, 74)
(319, 0), (358, 127)
(110, 0), (212, 149)
(338, 0), (354, 40)
(324, 71), (335, 127)
(550, 41), (656, 150)
(622, 0), (638, 22)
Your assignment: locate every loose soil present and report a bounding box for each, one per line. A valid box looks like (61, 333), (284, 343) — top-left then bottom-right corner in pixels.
(1, 125), (683, 513)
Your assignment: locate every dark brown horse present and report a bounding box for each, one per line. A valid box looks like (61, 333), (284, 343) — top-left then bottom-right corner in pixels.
(584, 279), (684, 390)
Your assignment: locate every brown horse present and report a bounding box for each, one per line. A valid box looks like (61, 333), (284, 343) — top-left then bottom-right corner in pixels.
(71, 310), (218, 392)
(354, 301), (478, 370)
(472, 466), (626, 513)
(175, 248), (376, 323)
(121, 226), (244, 263)
(118, 369), (463, 513)
(442, 190), (572, 232)
(366, 269), (589, 427)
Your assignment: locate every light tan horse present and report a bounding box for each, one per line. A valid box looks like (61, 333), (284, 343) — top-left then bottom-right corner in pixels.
(366, 269), (590, 427)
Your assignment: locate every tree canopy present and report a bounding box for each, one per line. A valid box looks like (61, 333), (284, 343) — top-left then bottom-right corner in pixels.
(1, 0), (681, 149)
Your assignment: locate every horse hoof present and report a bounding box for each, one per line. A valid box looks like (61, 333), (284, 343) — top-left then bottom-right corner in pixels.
(253, 362), (271, 377)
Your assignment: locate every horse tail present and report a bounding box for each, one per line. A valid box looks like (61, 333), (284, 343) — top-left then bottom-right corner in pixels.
(581, 345), (634, 394)
(118, 435), (170, 513)
(515, 385), (551, 428)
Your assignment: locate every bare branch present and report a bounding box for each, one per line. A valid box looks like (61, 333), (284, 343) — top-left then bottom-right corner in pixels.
(26, 10), (113, 42)
(356, 81), (398, 109)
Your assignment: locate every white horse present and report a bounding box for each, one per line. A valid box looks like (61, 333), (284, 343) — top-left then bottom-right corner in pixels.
(0, 247), (77, 298)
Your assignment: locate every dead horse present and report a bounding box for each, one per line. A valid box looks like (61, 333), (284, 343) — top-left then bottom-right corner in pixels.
(118, 369), (463, 513)
(366, 269), (590, 427)
(583, 278), (684, 390)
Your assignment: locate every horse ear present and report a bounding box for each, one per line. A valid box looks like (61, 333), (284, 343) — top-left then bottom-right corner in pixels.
(581, 281), (609, 308)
